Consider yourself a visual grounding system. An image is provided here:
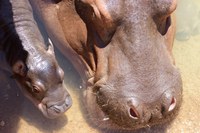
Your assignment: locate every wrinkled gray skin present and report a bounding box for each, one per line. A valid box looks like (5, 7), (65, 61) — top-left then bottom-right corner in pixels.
(0, 0), (72, 118)
(30, 0), (182, 130)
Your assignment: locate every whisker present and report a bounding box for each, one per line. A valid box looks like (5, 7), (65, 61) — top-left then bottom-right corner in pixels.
(102, 99), (110, 107)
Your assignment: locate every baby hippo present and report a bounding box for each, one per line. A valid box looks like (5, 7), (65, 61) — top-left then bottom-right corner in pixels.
(13, 39), (72, 119)
(0, 0), (72, 118)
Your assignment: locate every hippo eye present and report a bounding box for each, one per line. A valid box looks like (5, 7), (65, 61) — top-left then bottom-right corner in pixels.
(32, 86), (40, 93)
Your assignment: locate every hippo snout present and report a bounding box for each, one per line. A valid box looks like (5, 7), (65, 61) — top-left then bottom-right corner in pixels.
(127, 93), (179, 124)
(46, 97), (72, 118)
(93, 72), (182, 129)
(38, 93), (72, 119)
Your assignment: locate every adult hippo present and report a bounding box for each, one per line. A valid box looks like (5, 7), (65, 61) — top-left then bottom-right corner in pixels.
(30, 0), (182, 130)
(0, 0), (72, 118)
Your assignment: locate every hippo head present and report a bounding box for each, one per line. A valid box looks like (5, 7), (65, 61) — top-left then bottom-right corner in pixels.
(75, 0), (182, 129)
(12, 39), (72, 119)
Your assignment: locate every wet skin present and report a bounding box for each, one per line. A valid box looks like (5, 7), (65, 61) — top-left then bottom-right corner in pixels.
(29, 0), (182, 130)
(0, 0), (72, 118)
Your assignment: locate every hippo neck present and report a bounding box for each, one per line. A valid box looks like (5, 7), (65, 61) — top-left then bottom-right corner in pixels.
(0, 0), (28, 67)
(0, 24), (27, 67)
(0, 0), (47, 67)
(11, 0), (47, 57)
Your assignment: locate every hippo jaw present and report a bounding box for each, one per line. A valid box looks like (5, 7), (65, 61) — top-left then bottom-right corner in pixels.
(12, 41), (72, 118)
(75, 0), (182, 130)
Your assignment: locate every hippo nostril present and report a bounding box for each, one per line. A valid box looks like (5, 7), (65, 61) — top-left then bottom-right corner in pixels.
(127, 98), (140, 120)
(129, 107), (139, 120)
(161, 90), (178, 114)
(168, 97), (176, 112)
(65, 97), (72, 108)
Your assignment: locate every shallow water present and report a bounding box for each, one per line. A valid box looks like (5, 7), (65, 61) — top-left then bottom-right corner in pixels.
(0, 0), (200, 132)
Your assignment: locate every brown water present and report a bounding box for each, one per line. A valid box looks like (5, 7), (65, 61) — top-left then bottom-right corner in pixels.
(0, 0), (200, 132)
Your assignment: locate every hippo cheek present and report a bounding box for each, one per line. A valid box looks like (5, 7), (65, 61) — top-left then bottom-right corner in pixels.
(38, 96), (72, 119)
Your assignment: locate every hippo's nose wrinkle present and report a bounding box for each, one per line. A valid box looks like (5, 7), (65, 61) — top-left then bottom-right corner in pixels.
(50, 105), (65, 114)
(45, 96), (72, 117)
(168, 97), (176, 112)
(51, 106), (61, 114)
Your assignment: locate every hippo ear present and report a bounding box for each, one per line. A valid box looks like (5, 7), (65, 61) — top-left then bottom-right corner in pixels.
(76, 0), (116, 46)
(12, 60), (26, 76)
(47, 38), (55, 55)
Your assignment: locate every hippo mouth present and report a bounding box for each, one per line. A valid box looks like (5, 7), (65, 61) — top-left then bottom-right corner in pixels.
(27, 89), (72, 118)
(25, 87), (72, 119)
(38, 96), (72, 119)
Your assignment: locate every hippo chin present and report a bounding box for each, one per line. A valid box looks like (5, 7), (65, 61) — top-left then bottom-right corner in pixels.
(30, 0), (182, 130)
(0, 0), (72, 118)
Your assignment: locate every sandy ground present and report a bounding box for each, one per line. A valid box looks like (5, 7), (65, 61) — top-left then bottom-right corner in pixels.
(0, 0), (200, 133)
